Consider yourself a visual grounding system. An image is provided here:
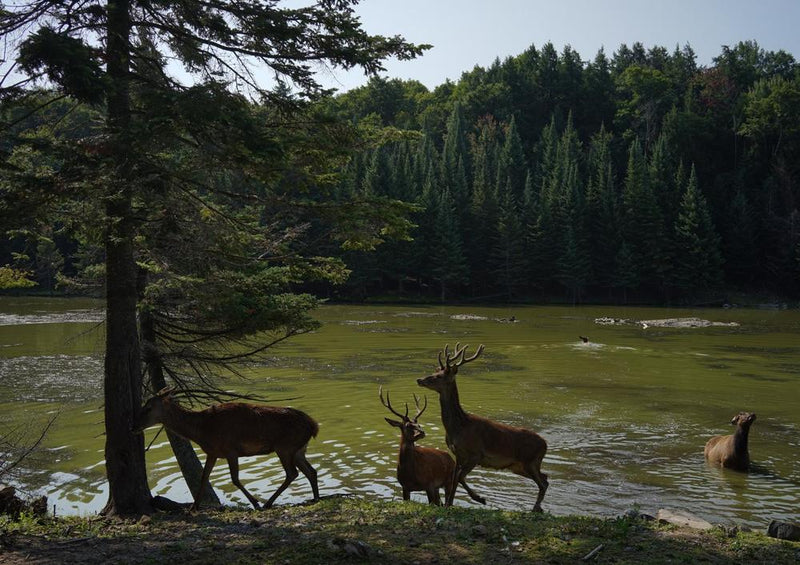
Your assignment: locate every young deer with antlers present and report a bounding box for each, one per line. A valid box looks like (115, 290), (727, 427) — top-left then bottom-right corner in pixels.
(380, 387), (485, 506)
(133, 387), (320, 510)
(417, 343), (549, 511)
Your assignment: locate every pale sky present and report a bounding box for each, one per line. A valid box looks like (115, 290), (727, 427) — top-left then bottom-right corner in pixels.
(316, 0), (800, 92)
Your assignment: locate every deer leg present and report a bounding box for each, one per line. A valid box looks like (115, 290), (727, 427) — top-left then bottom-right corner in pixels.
(447, 459), (479, 507)
(293, 450), (319, 502)
(191, 456), (217, 511)
(227, 457), (261, 509)
(426, 487), (441, 505)
(444, 476), (455, 506)
(263, 452), (299, 509)
(459, 479), (486, 505)
(401, 486), (411, 501)
(524, 460), (549, 513)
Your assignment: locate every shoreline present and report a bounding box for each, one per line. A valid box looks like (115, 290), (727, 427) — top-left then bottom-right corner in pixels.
(1, 496), (798, 564)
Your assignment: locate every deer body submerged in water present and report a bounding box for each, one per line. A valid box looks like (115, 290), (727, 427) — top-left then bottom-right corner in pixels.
(134, 388), (320, 510)
(704, 411), (756, 471)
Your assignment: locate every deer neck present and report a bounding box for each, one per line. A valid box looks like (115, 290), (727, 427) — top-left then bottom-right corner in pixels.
(733, 424), (750, 453)
(439, 383), (469, 431)
(398, 438), (416, 470)
(162, 402), (204, 444)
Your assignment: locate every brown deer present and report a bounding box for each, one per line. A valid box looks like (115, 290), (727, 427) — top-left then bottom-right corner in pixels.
(380, 387), (485, 506)
(704, 411), (756, 471)
(133, 387), (320, 510)
(417, 343), (549, 511)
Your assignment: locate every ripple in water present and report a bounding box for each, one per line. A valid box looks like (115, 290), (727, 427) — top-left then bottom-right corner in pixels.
(0, 355), (103, 403)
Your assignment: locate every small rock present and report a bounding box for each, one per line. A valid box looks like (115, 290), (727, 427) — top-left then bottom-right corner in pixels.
(329, 537), (372, 558)
(472, 524), (488, 537)
(138, 515), (151, 526)
(250, 518), (263, 528)
(656, 508), (713, 530)
(767, 520), (800, 541)
(623, 508), (654, 521)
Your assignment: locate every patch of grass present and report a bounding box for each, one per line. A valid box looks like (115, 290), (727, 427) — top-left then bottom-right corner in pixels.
(1, 496), (798, 564)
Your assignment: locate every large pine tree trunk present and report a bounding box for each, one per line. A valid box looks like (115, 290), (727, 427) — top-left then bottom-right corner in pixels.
(101, 0), (152, 516)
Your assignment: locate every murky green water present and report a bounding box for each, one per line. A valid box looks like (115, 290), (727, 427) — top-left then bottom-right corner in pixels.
(1, 297), (798, 527)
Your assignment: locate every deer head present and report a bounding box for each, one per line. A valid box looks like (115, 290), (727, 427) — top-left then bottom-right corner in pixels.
(730, 412), (756, 427)
(417, 343), (485, 393)
(133, 386), (175, 433)
(380, 386), (428, 443)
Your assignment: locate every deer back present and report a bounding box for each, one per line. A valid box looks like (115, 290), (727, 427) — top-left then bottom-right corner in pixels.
(454, 413), (547, 465)
(193, 403), (318, 456)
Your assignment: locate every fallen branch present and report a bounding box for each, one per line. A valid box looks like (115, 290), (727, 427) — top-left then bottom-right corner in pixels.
(582, 544), (604, 561)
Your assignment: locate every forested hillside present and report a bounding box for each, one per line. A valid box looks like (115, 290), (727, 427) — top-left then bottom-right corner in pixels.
(3, 40), (799, 303)
(326, 40), (800, 303)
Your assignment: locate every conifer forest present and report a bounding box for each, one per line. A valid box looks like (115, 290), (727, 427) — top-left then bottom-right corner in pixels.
(3, 40), (800, 304)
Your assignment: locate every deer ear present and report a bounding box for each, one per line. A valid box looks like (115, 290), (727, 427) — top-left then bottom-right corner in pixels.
(385, 418), (403, 428)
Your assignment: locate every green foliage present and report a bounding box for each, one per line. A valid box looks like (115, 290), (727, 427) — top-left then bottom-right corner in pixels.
(0, 266), (37, 289)
(7, 31), (800, 306)
(673, 166), (724, 292)
(2, 0), (431, 515)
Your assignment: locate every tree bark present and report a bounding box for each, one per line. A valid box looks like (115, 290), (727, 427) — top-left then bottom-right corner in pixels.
(139, 309), (221, 507)
(101, 0), (152, 516)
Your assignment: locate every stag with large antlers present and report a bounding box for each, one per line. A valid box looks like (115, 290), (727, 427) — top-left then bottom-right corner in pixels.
(133, 388), (320, 510)
(417, 343), (549, 511)
(380, 387), (485, 506)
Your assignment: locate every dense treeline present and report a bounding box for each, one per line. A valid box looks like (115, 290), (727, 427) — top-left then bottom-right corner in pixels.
(325, 40), (800, 303)
(3, 40), (799, 303)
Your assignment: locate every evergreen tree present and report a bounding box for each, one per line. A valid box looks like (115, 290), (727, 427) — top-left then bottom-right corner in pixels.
(612, 242), (639, 303)
(466, 117), (501, 296)
(584, 125), (619, 292)
(673, 166), (724, 294)
(722, 189), (759, 287)
(441, 102), (471, 205)
(556, 224), (591, 303)
(2, 0), (426, 516)
(492, 179), (527, 300)
(429, 188), (469, 301)
(362, 146), (393, 197)
(620, 139), (668, 297)
(496, 116), (528, 201)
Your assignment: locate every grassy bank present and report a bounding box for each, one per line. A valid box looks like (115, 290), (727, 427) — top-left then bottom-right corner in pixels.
(1, 496), (798, 564)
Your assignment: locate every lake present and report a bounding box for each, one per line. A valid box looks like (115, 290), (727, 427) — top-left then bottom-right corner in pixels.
(1, 297), (798, 527)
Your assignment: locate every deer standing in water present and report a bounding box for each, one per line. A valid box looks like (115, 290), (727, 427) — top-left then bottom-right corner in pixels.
(704, 411), (756, 471)
(380, 387), (485, 506)
(133, 387), (320, 510)
(417, 343), (549, 511)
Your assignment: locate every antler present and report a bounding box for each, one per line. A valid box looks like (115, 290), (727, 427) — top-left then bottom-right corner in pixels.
(156, 386), (176, 397)
(459, 344), (485, 366)
(439, 343), (485, 369)
(412, 393), (428, 421)
(379, 386), (408, 420)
